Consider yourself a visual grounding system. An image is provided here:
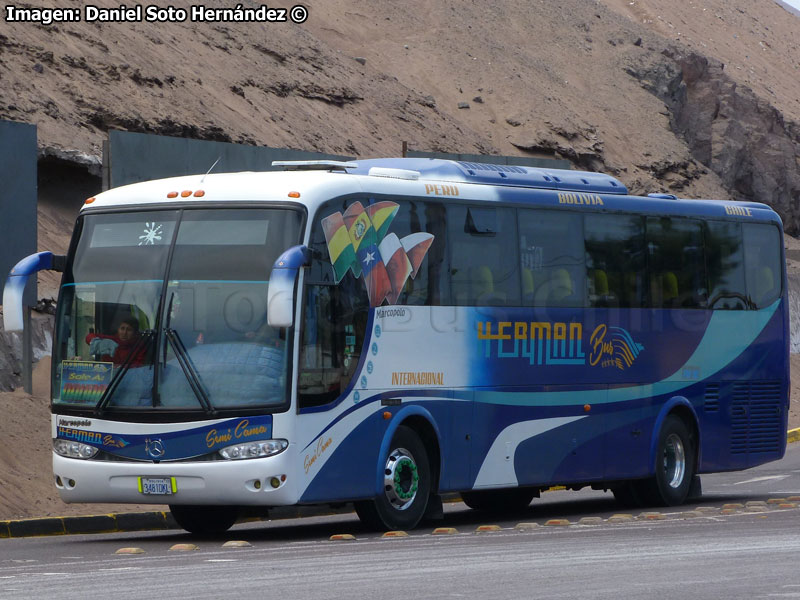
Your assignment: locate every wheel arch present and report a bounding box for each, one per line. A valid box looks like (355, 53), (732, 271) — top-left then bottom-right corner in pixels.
(648, 397), (701, 475)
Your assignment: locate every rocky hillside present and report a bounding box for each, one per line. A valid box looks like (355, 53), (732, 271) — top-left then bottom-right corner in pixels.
(0, 0), (798, 230)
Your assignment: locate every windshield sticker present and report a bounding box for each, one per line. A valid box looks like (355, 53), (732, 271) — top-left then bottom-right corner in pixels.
(139, 222), (164, 245)
(321, 201), (434, 307)
(60, 360), (113, 403)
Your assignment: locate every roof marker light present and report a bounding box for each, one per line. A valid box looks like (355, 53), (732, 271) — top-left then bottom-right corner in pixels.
(181, 190), (192, 198)
(84, 197), (96, 204)
(167, 191), (178, 198)
(193, 190), (205, 197)
(288, 191), (301, 198)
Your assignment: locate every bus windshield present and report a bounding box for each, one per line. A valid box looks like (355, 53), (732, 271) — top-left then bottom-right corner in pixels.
(52, 207), (303, 415)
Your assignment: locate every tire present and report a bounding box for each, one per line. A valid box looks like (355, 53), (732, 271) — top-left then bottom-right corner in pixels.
(169, 505), (239, 535)
(354, 426), (431, 531)
(461, 488), (536, 512)
(611, 482), (645, 508)
(640, 415), (696, 506)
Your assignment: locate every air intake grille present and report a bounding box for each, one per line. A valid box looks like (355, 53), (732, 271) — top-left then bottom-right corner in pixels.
(730, 381), (782, 455)
(704, 383), (720, 413)
(458, 162), (527, 174)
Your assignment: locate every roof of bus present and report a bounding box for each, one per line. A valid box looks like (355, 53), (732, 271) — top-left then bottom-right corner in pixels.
(82, 158), (780, 226)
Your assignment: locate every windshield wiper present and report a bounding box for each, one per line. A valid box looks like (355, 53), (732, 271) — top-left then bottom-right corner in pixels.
(95, 330), (154, 414)
(165, 328), (216, 416)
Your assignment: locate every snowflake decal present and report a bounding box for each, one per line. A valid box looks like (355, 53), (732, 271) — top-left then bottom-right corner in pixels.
(138, 222), (163, 246)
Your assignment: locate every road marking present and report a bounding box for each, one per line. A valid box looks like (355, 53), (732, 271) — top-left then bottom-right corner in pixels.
(206, 559), (237, 563)
(732, 475), (789, 485)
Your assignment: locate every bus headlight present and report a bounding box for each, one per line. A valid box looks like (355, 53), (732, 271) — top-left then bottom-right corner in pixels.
(218, 439), (288, 460)
(53, 439), (99, 459)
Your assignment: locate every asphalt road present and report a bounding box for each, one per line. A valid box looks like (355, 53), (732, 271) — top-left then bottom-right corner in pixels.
(2, 444), (800, 600)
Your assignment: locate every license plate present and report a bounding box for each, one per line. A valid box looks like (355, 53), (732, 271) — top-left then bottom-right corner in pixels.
(138, 477), (176, 495)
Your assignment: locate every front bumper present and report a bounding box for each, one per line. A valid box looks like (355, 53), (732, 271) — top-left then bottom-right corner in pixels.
(52, 446), (299, 506)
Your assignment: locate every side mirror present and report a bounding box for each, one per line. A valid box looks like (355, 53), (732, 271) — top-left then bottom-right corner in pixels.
(267, 245), (310, 328)
(3, 252), (66, 332)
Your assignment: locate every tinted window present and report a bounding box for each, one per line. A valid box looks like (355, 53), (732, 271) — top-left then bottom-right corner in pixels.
(379, 199), (448, 306)
(301, 198), (370, 408)
(518, 209), (584, 307)
(449, 205), (520, 306)
(706, 221), (747, 310)
(743, 223), (782, 308)
(646, 217), (706, 308)
(585, 214), (646, 308)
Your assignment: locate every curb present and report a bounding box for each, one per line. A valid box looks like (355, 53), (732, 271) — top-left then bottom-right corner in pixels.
(0, 503), (358, 540)
(4, 433), (800, 539)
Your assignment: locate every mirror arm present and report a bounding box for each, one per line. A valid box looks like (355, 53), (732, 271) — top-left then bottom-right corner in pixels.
(3, 252), (66, 332)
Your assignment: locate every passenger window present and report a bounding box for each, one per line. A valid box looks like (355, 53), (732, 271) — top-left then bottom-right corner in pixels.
(585, 214), (646, 308)
(706, 221), (747, 310)
(381, 199), (449, 306)
(448, 205), (520, 306)
(646, 217), (706, 308)
(300, 198), (370, 409)
(518, 209), (584, 307)
(743, 223), (781, 308)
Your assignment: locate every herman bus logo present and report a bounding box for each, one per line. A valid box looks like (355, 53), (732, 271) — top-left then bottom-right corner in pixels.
(57, 426), (102, 444)
(478, 320), (644, 370)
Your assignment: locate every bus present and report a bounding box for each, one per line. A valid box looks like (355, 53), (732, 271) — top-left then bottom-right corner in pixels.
(3, 158), (788, 534)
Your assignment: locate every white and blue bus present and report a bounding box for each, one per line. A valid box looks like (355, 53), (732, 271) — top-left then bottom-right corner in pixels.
(3, 158), (788, 533)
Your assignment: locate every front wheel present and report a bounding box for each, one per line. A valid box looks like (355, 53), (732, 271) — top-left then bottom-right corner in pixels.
(354, 426), (431, 531)
(640, 415), (696, 506)
(169, 505), (239, 535)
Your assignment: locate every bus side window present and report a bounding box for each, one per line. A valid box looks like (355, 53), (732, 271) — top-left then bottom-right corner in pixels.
(448, 205), (520, 306)
(646, 217), (707, 309)
(518, 209), (584, 307)
(299, 199), (370, 409)
(743, 223), (781, 308)
(585, 214), (645, 308)
(705, 221), (747, 310)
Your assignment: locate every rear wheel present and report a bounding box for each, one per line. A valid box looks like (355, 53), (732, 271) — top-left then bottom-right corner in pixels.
(355, 426), (431, 531)
(640, 415), (696, 506)
(461, 488), (536, 512)
(169, 505), (239, 535)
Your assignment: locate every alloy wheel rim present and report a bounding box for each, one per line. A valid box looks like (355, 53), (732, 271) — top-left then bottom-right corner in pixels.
(384, 448), (419, 510)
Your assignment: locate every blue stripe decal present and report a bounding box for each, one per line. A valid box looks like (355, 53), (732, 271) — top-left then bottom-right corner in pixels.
(475, 301), (779, 407)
